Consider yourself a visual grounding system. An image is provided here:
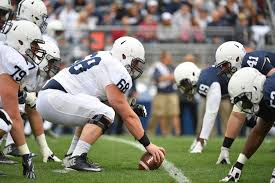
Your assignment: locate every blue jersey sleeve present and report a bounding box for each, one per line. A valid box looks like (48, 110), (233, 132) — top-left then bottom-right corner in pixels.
(242, 51), (274, 75)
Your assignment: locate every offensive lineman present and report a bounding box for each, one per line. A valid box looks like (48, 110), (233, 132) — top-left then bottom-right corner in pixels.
(0, 20), (46, 178)
(37, 36), (165, 171)
(2, 0), (61, 163)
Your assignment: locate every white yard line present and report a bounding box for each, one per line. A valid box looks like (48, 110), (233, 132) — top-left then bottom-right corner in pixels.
(103, 136), (191, 183)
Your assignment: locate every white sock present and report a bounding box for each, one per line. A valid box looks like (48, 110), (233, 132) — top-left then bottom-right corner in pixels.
(5, 133), (14, 146)
(36, 134), (51, 154)
(66, 135), (79, 155)
(72, 140), (91, 157)
(18, 143), (30, 155)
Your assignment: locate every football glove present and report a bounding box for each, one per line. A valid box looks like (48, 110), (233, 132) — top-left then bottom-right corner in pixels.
(216, 147), (231, 164)
(25, 92), (37, 108)
(270, 168), (275, 183)
(22, 153), (36, 179)
(41, 147), (61, 163)
(220, 166), (242, 182)
(132, 104), (147, 118)
(129, 97), (147, 118)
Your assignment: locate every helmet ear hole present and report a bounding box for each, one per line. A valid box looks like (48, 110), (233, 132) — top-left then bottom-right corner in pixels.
(122, 54), (126, 59)
(18, 40), (23, 45)
(236, 57), (239, 62)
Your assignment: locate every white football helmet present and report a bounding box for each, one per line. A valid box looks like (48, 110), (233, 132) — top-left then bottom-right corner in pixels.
(111, 36), (145, 80)
(16, 0), (48, 33)
(5, 20), (46, 64)
(174, 62), (201, 97)
(215, 41), (246, 78)
(228, 67), (266, 114)
(0, 0), (13, 33)
(37, 37), (61, 78)
(47, 20), (64, 39)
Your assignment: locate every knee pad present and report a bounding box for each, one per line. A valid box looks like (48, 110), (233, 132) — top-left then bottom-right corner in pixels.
(0, 109), (12, 133)
(88, 114), (113, 133)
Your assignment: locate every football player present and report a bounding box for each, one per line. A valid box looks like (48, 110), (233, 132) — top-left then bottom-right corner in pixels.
(220, 67), (274, 182)
(36, 36), (165, 171)
(180, 41), (246, 153)
(216, 50), (275, 164)
(2, 0), (61, 163)
(0, 20), (46, 178)
(0, 0), (13, 41)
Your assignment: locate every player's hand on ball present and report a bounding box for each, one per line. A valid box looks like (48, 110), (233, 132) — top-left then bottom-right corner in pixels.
(145, 144), (165, 163)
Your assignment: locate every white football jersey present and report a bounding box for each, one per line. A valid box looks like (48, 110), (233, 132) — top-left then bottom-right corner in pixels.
(0, 33), (6, 44)
(53, 51), (133, 101)
(0, 44), (36, 83)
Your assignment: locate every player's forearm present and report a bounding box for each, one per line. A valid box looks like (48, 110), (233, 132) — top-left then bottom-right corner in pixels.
(242, 118), (272, 158)
(225, 112), (246, 138)
(123, 114), (144, 140)
(10, 117), (27, 146)
(25, 105), (44, 136)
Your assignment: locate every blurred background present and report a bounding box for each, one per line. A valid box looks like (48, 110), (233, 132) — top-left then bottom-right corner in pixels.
(21, 0), (275, 137)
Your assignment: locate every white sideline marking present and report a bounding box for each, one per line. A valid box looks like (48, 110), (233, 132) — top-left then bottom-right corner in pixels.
(103, 136), (191, 183)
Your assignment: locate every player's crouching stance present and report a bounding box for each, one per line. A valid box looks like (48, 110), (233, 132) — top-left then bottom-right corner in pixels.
(220, 67), (274, 182)
(36, 36), (165, 172)
(0, 20), (46, 179)
(0, 109), (12, 176)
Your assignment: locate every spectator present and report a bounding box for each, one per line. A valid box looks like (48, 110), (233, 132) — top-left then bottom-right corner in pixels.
(172, 2), (192, 30)
(59, 0), (78, 42)
(74, 0), (87, 12)
(111, 15), (130, 41)
(150, 51), (181, 136)
(156, 12), (179, 42)
(146, 0), (160, 22)
(234, 13), (250, 45)
(84, 3), (102, 29)
(207, 10), (225, 43)
(137, 14), (157, 42)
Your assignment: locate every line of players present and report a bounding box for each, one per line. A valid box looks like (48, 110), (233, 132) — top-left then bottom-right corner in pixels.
(174, 41), (275, 181)
(0, 0), (165, 179)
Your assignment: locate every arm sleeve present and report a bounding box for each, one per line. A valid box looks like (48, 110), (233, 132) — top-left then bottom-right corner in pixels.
(199, 82), (221, 140)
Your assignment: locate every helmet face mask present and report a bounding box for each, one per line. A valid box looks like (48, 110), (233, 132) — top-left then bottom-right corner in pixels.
(126, 57), (145, 80)
(26, 39), (46, 64)
(232, 92), (259, 114)
(42, 57), (61, 78)
(177, 79), (196, 100)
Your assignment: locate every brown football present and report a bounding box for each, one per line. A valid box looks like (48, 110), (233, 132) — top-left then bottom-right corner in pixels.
(138, 152), (164, 170)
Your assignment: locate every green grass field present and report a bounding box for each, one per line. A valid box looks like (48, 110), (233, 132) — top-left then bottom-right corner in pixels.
(1, 135), (274, 183)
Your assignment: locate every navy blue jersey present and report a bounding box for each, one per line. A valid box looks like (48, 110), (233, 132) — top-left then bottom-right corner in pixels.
(241, 51), (275, 75)
(196, 65), (229, 97)
(257, 73), (275, 123)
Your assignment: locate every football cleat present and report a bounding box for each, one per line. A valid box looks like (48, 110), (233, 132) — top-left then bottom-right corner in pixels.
(3, 143), (21, 157)
(22, 153), (36, 179)
(62, 153), (72, 167)
(189, 139), (197, 152)
(190, 141), (203, 153)
(66, 153), (102, 172)
(220, 166), (242, 182)
(0, 151), (17, 164)
(0, 171), (7, 176)
(216, 147), (231, 164)
(270, 168), (275, 183)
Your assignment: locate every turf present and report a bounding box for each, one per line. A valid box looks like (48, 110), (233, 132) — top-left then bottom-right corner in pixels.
(0, 135), (274, 183)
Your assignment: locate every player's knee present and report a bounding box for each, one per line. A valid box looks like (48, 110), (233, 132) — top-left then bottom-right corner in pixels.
(0, 109), (13, 133)
(88, 113), (114, 133)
